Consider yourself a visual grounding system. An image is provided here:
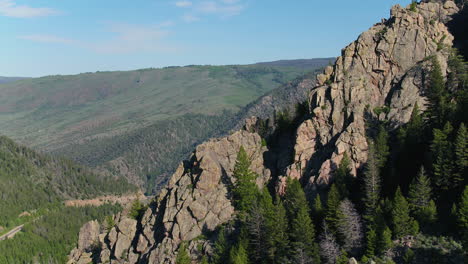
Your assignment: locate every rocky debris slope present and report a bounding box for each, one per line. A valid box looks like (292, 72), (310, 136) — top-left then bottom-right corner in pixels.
(68, 131), (269, 263)
(281, 1), (459, 191)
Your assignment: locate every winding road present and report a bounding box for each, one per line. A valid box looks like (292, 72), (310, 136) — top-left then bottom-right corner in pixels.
(0, 225), (24, 241)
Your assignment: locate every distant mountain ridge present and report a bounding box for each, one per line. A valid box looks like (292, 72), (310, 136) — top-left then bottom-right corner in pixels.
(256, 57), (334, 70)
(0, 59), (332, 193)
(0, 76), (28, 84)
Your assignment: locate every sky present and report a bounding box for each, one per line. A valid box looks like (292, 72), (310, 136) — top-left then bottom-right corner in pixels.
(1, 0), (413, 77)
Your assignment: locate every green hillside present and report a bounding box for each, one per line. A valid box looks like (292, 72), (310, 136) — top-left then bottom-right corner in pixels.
(0, 59), (331, 193)
(0, 64), (309, 151)
(0, 136), (135, 228)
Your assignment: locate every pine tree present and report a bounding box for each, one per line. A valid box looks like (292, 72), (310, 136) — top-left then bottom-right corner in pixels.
(200, 255), (209, 264)
(176, 242), (191, 264)
(325, 184), (341, 233)
(229, 241), (249, 264)
(377, 225), (393, 255)
(129, 199), (144, 220)
(265, 196), (289, 263)
(312, 194), (325, 227)
(291, 206), (320, 264)
(335, 152), (352, 198)
(363, 142), (381, 221)
(427, 56), (449, 128)
(431, 122), (456, 192)
(284, 178), (309, 221)
(408, 167), (437, 224)
(233, 146), (259, 213)
(391, 188), (419, 239)
(212, 227), (228, 264)
(454, 123), (468, 187)
(336, 250), (348, 264)
(375, 125), (390, 169)
(336, 199), (363, 255)
(457, 186), (468, 249)
(364, 227), (377, 258)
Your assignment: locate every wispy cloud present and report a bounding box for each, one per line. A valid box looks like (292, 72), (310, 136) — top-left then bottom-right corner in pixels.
(18, 34), (73, 44)
(18, 22), (179, 55)
(175, 1), (192, 7)
(89, 22), (176, 54)
(182, 14), (200, 22)
(0, 0), (59, 18)
(178, 0), (245, 22)
(197, 1), (244, 17)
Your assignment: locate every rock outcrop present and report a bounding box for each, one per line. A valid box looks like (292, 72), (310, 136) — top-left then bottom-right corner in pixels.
(69, 130), (269, 263)
(69, 1), (462, 263)
(282, 1), (459, 190)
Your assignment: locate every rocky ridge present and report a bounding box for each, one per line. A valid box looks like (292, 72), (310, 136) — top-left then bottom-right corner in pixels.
(69, 130), (269, 263)
(282, 1), (459, 191)
(68, 1), (461, 263)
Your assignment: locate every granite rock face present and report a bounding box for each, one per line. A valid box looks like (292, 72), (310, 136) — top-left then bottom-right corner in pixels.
(69, 130), (269, 263)
(282, 1), (458, 191)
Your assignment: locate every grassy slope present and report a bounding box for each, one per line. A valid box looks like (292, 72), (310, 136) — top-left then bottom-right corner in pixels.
(0, 59), (332, 193)
(0, 64), (303, 151)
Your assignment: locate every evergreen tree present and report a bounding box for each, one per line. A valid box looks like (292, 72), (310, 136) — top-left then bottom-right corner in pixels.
(408, 167), (437, 224)
(291, 206), (320, 264)
(377, 225), (393, 255)
(454, 123), (468, 187)
(363, 142), (381, 221)
(212, 227), (229, 264)
(233, 146), (259, 213)
(336, 250), (348, 264)
(312, 194), (325, 227)
(375, 124), (390, 169)
(176, 242), (191, 264)
(129, 199), (144, 220)
(364, 227), (377, 258)
(200, 256), (209, 264)
(391, 188), (419, 239)
(431, 122), (456, 192)
(284, 178), (309, 221)
(325, 184), (341, 233)
(229, 241), (249, 264)
(266, 197), (289, 263)
(457, 186), (468, 249)
(427, 56), (449, 128)
(335, 152), (352, 198)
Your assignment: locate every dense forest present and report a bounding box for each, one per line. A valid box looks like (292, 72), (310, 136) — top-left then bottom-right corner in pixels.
(175, 50), (468, 264)
(0, 204), (122, 264)
(0, 136), (134, 229)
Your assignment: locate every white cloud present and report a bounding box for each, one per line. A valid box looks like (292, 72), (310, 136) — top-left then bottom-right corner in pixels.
(19, 22), (178, 55)
(0, 0), (59, 18)
(88, 23), (176, 54)
(182, 14), (200, 22)
(221, 0), (240, 4)
(175, 1), (192, 7)
(18, 34), (73, 44)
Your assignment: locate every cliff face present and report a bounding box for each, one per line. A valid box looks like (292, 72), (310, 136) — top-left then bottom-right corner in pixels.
(282, 1), (459, 191)
(69, 130), (269, 263)
(69, 2), (461, 263)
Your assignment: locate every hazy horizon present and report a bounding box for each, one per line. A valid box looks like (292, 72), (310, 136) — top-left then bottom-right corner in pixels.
(2, 0), (412, 77)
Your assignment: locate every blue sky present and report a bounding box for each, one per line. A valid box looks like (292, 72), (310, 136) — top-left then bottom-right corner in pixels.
(1, 0), (412, 77)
